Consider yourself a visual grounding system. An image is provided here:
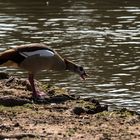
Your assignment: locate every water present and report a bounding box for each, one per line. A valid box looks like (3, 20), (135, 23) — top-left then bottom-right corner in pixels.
(0, 0), (140, 111)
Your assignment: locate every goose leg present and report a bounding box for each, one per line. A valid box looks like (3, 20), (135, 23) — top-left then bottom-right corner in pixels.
(28, 73), (46, 101)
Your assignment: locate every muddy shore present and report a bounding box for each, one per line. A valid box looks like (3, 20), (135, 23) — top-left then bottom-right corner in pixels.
(0, 72), (140, 140)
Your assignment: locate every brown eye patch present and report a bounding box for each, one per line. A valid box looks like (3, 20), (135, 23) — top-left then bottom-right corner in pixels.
(79, 66), (83, 71)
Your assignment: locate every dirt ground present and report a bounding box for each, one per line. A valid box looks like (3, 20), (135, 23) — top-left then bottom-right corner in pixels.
(0, 72), (140, 140)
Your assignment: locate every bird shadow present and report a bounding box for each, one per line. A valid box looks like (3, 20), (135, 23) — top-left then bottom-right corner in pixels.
(0, 97), (32, 107)
(34, 94), (76, 104)
(0, 94), (76, 107)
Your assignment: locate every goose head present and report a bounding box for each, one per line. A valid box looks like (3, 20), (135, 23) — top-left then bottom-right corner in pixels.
(64, 59), (88, 80)
(74, 65), (87, 80)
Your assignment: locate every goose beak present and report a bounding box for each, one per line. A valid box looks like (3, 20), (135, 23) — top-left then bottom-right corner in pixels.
(80, 72), (88, 80)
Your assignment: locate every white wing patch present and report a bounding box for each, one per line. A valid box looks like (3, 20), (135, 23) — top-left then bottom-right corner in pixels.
(20, 50), (54, 57)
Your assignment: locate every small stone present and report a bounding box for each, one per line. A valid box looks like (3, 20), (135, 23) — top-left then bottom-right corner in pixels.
(14, 122), (20, 127)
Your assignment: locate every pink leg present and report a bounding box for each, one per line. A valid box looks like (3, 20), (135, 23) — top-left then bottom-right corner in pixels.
(28, 74), (46, 100)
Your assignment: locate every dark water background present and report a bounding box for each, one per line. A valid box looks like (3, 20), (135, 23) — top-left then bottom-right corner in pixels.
(0, 0), (140, 111)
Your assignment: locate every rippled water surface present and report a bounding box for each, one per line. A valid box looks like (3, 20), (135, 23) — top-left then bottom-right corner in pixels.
(0, 0), (140, 111)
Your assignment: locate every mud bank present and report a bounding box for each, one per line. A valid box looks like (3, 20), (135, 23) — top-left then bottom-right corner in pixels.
(0, 73), (140, 140)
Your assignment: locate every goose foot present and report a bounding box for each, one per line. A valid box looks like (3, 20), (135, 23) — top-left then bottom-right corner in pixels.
(32, 91), (47, 102)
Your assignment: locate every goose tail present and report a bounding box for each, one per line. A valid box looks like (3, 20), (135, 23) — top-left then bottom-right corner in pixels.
(0, 49), (18, 67)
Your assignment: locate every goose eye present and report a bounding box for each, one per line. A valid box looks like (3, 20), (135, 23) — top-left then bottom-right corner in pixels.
(79, 66), (83, 71)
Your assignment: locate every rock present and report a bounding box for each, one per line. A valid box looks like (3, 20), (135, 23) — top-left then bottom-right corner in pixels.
(73, 99), (108, 115)
(73, 107), (85, 115)
(85, 104), (108, 114)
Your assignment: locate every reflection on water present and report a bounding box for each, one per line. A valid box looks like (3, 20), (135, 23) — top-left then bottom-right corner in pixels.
(0, 0), (140, 111)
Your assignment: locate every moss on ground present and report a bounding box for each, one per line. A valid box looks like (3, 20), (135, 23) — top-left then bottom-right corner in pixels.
(0, 73), (140, 140)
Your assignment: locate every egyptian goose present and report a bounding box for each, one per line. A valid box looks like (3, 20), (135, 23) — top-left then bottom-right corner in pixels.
(0, 43), (87, 100)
